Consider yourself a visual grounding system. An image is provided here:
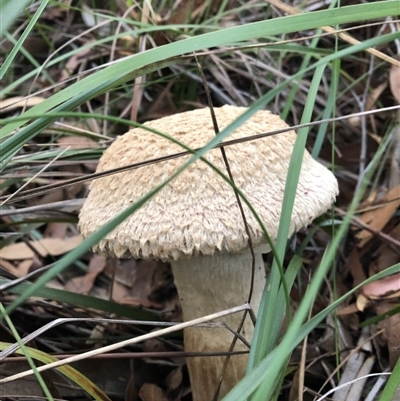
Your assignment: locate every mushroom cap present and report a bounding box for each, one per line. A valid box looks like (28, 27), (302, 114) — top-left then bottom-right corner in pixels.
(79, 105), (338, 260)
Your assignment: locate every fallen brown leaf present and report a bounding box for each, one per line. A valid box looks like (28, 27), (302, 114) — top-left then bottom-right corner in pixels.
(125, 368), (139, 401)
(65, 254), (106, 294)
(44, 222), (69, 239)
(389, 127), (400, 189)
(376, 304), (400, 369)
(142, 338), (168, 354)
(366, 81), (387, 111)
(347, 247), (367, 287)
(161, 293), (182, 322)
(57, 135), (98, 150)
(0, 96), (44, 113)
(1, 235), (82, 260)
(164, 367), (182, 398)
(356, 185), (400, 247)
(58, 47), (92, 84)
(106, 260), (177, 312)
(139, 383), (169, 401)
(390, 62), (400, 103)
(59, 163), (84, 198)
(368, 223), (400, 279)
(119, 295), (165, 310)
(0, 259), (19, 277)
(17, 259), (38, 277)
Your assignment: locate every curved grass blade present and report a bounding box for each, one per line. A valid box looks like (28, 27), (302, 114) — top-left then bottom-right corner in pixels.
(1, 2), (399, 169)
(1, 101), (279, 316)
(1, 280), (158, 320)
(379, 357), (400, 401)
(0, 0), (49, 78)
(0, 0), (34, 40)
(223, 115), (399, 401)
(0, 341), (112, 401)
(0, 302), (54, 401)
(247, 62), (328, 373)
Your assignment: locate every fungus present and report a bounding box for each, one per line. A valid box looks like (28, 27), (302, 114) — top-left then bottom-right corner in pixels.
(79, 105), (338, 400)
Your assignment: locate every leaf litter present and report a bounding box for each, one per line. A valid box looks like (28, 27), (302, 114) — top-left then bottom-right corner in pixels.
(1, 0), (400, 400)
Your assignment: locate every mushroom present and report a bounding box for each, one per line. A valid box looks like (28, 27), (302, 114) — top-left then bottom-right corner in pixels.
(78, 105), (338, 400)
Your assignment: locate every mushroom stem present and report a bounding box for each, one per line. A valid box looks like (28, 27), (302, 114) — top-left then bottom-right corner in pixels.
(170, 252), (266, 401)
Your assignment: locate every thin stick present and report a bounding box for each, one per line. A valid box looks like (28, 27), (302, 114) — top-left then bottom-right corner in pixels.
(2, 105), (400, 205)
(266, 0), (399, 67)
(193, 55), (258, 401)
(0, 304), (250, 383)
(0, 146), (70, 206)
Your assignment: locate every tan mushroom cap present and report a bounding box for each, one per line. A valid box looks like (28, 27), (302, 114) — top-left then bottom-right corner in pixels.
(79, 105), (338, 260)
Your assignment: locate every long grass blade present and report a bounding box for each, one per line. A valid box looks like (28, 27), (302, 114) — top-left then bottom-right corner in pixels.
(1, 2), (399, 170)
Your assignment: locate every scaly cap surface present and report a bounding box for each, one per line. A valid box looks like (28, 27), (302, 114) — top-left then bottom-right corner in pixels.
(79, 105), (338, 260)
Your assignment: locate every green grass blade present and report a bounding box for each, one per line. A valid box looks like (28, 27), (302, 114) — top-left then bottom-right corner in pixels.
(0, 341), (112, 401)
(312, 58), (340, 158)
(3, 31), (54, 84)
(223, 113), (398, 401)
(0, 0), (33, 39)
(1, 101), (276, 315)
(247, 62), (328, 373)
(228, 259), (400, 401)
(1, 2), (399, 169)
(1, 280), (158, 320)
(0, 0), (49, 78)
(0, 303), (54, 401)
(3, 29), (399, 320)
(379, 357), (400, 401)
(2, 30), (398, 175)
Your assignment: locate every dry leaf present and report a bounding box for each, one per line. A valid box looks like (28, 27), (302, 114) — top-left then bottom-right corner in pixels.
(288, 368), (301, 401)
(149, 262), (174, 303)
(110, 281), (131, 303)
(164, 367), (182, 395)
(65, 254), (106, 294)
(164, 0), (201, 24)
(1, 235), (82, 260)
(60, 163), (84, 198)
(161, 293), (183, 322)
(0, 96), (44, 113)
(368, 223), (400, 278)
(337, 303), (360, 315)
(377, 305), (400, 369)
(119, 295), (165, 310)
(385, 314), (400, 369)
(163, 0), (223, 24)
(0, 259), (19, 277)
(139, 383), (169, 401)
(107, 260), (174, 311)
(125, 370), (139, 401)
(356, 185), (400, 247)
(58, 47), (92, 83)
(142, 338), (168, 354)
(44, 222), (69, 238)
(17, 259), (36, 277)
(28, 188), (64, 206)
(390, 63), (400, 103)
(57, 135), (98, 149)
(347, 247), (367, 287)
(366, 81), (387, 111)
(389, 127), (400, 189)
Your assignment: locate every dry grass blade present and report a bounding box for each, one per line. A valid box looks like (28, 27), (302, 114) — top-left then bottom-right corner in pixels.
(266, 0), (400, 67)
(0, 304), (250, 383)
(2, 105), (399, 206)
(2, 1), (400, 399)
